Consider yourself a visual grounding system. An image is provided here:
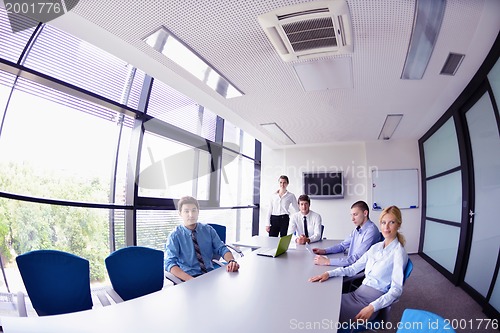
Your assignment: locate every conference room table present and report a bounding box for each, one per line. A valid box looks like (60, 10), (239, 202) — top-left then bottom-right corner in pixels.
(233, 235), (341, 251)
(1, 238), (344, 333)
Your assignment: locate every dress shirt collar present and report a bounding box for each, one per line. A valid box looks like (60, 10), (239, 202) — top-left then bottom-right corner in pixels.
(180, 224), (198, 234)
(276, 190), (289, 198)
(356, 219), (372, 233)
(378, 237), (399, 251)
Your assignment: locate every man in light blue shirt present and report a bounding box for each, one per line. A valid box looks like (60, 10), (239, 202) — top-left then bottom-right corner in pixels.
(312, 201), (380, 267)
(309, 205), (408, 328)
(164, 196), (240, 281)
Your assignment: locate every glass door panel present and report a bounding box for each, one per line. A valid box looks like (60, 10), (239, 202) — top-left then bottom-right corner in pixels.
(425, 171), (462, 223)
(423, 118), (461, 177)
(490, 276), (500, 313)
(421, 116), (463, 277)
(463, 93), (500, 297)
(422, 220), (461, 273)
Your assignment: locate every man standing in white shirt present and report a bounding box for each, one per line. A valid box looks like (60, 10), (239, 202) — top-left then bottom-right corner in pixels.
(288, 194), (323, 244)
(265, 175), (298, 237)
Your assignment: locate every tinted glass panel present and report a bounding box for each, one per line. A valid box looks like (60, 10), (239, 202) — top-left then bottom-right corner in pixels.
(423, 118), (460, 177)
(0, 7), (37, 63)
(223, 120), (255, 158)
(0, 77), (129, 203)
(23, 25), (131, 104)
(0, 197), (114, 288)
(422, 220), (460, 273)
(136, 207), (254, 250)
(425, 171), (462, 223)
(220, 149), (255, 206)
(0, 70), (15, 121)
(138, 132), (211, 200)
(148, 79), (216, 141)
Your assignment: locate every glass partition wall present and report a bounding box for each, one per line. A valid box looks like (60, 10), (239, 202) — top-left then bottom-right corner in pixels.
(0, 8), (260, 299)
(419, 42), (500, 318)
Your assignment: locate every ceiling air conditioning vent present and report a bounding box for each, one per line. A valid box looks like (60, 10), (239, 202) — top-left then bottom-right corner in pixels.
(258, 0), (353, 62)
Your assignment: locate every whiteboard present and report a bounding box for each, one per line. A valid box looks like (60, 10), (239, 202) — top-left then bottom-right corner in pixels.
(371, 169), (419, 210)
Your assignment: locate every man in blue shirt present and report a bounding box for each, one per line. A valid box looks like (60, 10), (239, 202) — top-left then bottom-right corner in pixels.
(164, 196), (240, 281)
(312, 201), (380, 267)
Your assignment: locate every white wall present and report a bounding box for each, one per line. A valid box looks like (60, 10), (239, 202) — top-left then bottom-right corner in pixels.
(260, 140), (421, 253)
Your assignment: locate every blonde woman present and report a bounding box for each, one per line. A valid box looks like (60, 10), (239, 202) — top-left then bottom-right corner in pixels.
(309, 205), (408, 328)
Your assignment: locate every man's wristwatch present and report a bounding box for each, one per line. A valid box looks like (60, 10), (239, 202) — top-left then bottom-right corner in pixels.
(227, 259), (237, 264)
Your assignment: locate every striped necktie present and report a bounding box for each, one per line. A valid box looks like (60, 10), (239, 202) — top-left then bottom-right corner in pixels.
(191, 229), (207, 273)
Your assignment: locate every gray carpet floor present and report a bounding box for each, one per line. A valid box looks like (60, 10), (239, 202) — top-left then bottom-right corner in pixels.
(377, 254), (498, 333)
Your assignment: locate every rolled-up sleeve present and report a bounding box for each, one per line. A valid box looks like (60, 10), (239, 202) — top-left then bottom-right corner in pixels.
(164, 233), (180, 272)
(211, 227), (230, 258)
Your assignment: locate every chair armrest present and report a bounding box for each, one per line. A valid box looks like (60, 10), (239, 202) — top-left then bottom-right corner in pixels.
(105, 288), (124, 304)
(212, 259), (225, 268)
(164, 271), (184, 285)
(226, 244), (244, 257)
(96, 290), (112, 307)
(16, 291), (27, 317)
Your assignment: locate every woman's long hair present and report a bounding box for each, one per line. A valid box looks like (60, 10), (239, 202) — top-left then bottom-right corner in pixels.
(380, 205), (406, 246)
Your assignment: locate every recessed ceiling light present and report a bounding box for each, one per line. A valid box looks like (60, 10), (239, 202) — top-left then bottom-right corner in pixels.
(401, 0), (446, 80)
(260, 122), (295, 145)
(144, 26), (243, 99)
(378, 114), (403, 140)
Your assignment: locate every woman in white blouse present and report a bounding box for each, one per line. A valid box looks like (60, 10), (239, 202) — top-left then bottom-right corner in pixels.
(265, 175), (298, 237)
(309, 205), (408, 326)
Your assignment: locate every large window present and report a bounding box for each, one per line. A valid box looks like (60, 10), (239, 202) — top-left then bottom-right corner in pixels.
(0, 78), (132, 203)
(138, 132), (212, 200)
(0, 197), (120, 289)
(0, 6), (260, 301)
(136, 207), (254, 251)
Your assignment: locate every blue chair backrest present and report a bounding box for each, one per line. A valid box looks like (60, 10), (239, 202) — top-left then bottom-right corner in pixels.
(208, 223), (226, 243)
(16, 249), (93, 316)
(404, 258), (413, 284)
(105, 246), (164, 301)
(396, 308), (456, 332)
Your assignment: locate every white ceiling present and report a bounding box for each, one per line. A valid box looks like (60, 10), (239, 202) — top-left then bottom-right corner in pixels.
(51, 0), (500, 148)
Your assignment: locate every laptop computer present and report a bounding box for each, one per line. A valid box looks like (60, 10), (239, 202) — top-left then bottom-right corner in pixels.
(256, 234), (292, 257)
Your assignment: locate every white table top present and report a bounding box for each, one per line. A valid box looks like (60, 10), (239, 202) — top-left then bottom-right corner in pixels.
(233, 235), (341, 251)
(1, 249), (343, 333)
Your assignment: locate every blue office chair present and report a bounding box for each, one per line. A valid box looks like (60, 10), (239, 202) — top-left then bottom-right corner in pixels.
(208, 223), (244, 266)
(16, 249), (93, 316)
(105, 246), (164, 302)
(396, 308), (455, 333)
(349, 258), (414, 333)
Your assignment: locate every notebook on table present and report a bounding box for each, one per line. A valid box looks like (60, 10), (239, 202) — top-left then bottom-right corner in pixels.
(256, 234), (292, 257)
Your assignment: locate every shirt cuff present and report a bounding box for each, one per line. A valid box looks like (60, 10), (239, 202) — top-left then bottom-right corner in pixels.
(327, 269), (339, 278)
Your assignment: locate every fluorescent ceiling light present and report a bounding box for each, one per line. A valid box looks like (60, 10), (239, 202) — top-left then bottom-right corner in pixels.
(293, 57), (353, 91)
(401, 0), (446, 80)
(378, 114), (403, 140)
(260, 122), (295, 145)
(144, 27), (243, 99)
